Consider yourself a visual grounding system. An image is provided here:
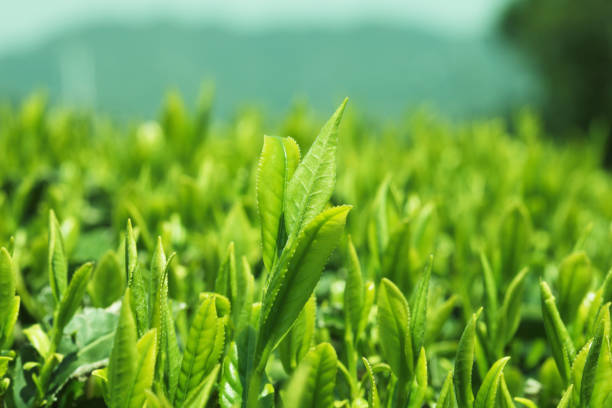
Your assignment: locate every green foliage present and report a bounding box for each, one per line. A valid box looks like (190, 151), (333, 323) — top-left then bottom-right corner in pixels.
(1, 93), (612, 407)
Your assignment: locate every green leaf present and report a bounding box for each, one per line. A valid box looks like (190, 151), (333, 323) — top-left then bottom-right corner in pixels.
(377, 278), (412, 381)
(175, 295), (224, 406)
(283, 343), (338, 408)
(215, 242), (235, 300)
(22, 324), (50, 358)
(381, 219), (411, 292)
(407, 347), (428, 408)
(126, 221), (148, 337)
(257, 205), (351, 366)
(498, 202), (530, 282)
(540, 281), (575, 384)
(602, 268), (612, 304)
(284, 98), (348, 236)
(584, 305), (612, 407)
(152, 255), (181, 401)
(556, 385), (573, 408)
(219, 341), (243, 408)
(590, 334), (612, 407)
(344, 235), (363, 340)
(571, 341), (591, 405)
(480, 250), (498, 338)
(149, 237), (167, 323)
(90, 250), (125, 308)
(126, 219), (138, 283)
(437, 371), (456, 408)
(0, 247), (16, 324)
(49, 308), (118, 397)
(425, 295), (458, 345)
(234, 255), (254, 326)
(474, 356), (510, 408)
(182, 364), (220, 408)
(278, 295), (316, 374)
(411, 255), (432, 360)
(360, 280), (376, 335)
(557, 251), (592, 323)
(581, 325), (604, 405)
(55, 262), (93, 331)
(514, 397), (538, 408)
(108, 289), (138, 408)
(362, 357), (381, 408)
(0, 296), (19, 349)
(129, 329), (158, 408)
(256, 135), (300, 271)
(454, 309), (482, 408)
(48, 210), (68, 304)
(495, 267), (529, 352)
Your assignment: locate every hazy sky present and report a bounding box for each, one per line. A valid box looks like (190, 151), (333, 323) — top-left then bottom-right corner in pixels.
(1, 0), (510, 52)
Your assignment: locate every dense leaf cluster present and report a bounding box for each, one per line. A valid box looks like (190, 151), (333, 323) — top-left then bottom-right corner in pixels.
(1, 93), (612, 407)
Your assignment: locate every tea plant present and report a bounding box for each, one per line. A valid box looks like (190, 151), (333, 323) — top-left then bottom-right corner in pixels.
(0, 92), (612, 407)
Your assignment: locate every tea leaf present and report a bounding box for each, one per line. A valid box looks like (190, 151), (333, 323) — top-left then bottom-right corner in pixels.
(557, 251), (592, 323)
(283, 343), (338, 408)
(129, 329), (158, 408)
(256, 135), (300, 271)
(175, 295), (224, 406)
(278, 295), (316, 374)
(108, 289), (138, 408)
(437, 371), (455, 408)
(411, 255), (432, 359)
(540, 281), (575, 384)
(284, 98), (347, 236)
(48, 210), (68, 303)
(55, 262), (93, 331)
(474, 356), (510, 408)
(90, 251), (125, 308)
(219, 342), (242, 408)
(182, 364), (220, 408)
(344, 235), (363, 339)
(362, 357), (380, 408)
(257, 205), (350, 365)
(377, 278), (412, 381)
(454, 309), (482, 408)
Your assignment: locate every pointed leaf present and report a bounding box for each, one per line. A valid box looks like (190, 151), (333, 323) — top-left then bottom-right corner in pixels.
(0, 247), (16, 323)
(257, 205), (350, 365)
(283, 343), (338, 408)
(437, 371), (456, 408)
(182, 364), (220, 408)
(284, 98), (347, 236)
(454, 309), (482, 408)
(128, 329), (158, 408)
(540, 281), (575, 384)
(377, 278), (412, 381)
(48, 210), (68, 303)
(362, 357), (381, 408)
(496, 267), (529, 351)
(344, 235), (363, 339)
(55, 262), (93, 331)
(278, 295), (316, 374)
(411, 255), (432, 359)
(256, 135), (300, 271)
(108, 289), (138, 408)
(90, 251), (125, 308)
(474, 356), (510, 408)
(176, 295), (224, 406)
(219, 342), (243, 408)
(557, 252), (592, 323)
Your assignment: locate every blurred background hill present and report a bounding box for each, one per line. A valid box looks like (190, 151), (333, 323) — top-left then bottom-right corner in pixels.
(0, 0), (610, 162)
(0, 0), (536, 120)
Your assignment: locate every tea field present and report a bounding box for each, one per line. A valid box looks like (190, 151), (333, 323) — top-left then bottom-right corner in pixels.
(0, 93), (611, 407)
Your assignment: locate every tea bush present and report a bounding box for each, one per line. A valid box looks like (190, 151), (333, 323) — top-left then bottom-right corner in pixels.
(0, 92), (611, 407)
